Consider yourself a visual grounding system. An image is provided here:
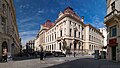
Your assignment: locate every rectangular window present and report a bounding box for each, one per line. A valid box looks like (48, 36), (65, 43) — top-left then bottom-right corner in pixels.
(60, 30), (62, 37)
(74, 30), (76, 37)
(64, 28), (66, 35)
(82, 35), (83, 40)
(52, 33), (54, 41)
(70, 21), (71, 25)
(55, 33), (56, 39)
(89, 35), (91, 40)
(54, 44), (56, 50)
(79, 32), (80, 38)
(52, 45), (53, 50)
(69, 29), (72, 37)
(1, 17), (6, 33)
(82, 27), (84, 31)
(110, 25), (117, 37)
(50, 35), (51, 41)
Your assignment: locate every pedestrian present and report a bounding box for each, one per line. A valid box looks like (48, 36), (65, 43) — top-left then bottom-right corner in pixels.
(43, 51), (46, 58)
(2, 49), (7, 62)
(74, 52), (76, 57)
(40, 51), (43, 60)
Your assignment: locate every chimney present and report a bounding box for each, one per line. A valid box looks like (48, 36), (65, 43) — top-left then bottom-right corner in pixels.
(81, 16), (84, 22)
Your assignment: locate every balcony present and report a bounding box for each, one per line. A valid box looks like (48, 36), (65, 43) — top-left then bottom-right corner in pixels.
(104, 9), (120, 24)
(57, 37), (64, 41)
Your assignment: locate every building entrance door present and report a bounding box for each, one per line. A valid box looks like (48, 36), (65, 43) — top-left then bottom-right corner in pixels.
(112, 46), (116, 60)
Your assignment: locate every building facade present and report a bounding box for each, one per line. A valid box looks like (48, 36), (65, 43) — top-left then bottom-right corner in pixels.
(34, 20), (54, 51)
(0, 0), (20, 59)
(26, 40), (35, 53)
(104, 0), (120, 61)
(99, 28), (107, 47)
(35, 7), (104, 55)
(84, 24), (104, 55)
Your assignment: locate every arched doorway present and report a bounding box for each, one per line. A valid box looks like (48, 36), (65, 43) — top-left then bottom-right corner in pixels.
(2, 41), (8, 53)
(1, 41), (8, 61)
(74, 41), (77, 50)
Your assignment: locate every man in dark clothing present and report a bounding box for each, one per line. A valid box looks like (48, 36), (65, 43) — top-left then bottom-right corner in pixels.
(74, 52), (76, 57)
(40, 51), (44, 60)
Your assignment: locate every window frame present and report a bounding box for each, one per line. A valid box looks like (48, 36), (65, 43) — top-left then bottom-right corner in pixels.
(110, 25), (117, 37)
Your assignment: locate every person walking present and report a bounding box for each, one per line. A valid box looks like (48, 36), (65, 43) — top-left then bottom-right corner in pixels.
(43, 51), (46, 58)
(74, 51), (76, 57)
(2, 48), (8, 62)
(39, 45), (44, 60)
(40, 51), (43, 60)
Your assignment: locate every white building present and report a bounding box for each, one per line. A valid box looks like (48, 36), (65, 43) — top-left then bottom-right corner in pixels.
(104, 0), (120, 61)
(84, 24), (104, 55)
(99, 28), (107, 47)
(0, 0), (21, 59)
(35, 7), (104, 55)
(26, 40), (35, 53)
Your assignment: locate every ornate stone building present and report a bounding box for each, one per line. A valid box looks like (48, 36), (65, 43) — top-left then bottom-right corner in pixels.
(104, 0), (120, 61)
(0, 0), (20, 59)
(35, 20), (54, 51)
(26, 40), (35, 53)
(35, 7), (104, 55)
(84, 24), (104, 54)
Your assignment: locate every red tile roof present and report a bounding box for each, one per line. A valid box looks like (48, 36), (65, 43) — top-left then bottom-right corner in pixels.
(42, 20), (54, 28)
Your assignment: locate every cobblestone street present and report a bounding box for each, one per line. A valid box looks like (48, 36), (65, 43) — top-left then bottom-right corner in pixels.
(0, 55), (120, 68)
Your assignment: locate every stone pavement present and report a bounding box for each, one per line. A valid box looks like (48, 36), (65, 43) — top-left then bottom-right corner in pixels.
(48, 55), (120, 68)
(0, 55), (120, 68)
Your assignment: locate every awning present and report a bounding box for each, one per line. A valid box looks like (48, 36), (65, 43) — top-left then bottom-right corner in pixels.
(107, 43), (118, 47)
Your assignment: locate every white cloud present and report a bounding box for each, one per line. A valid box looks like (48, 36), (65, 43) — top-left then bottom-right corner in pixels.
(90, 15), (104, 28)
(38, 10), (44, 13)
(19, 17), (33, 23)
(36, 10), (45, 15)
(19, 30), (39, 45)
(19, 30), (39, 36)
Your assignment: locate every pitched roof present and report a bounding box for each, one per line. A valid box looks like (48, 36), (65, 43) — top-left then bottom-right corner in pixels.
(42, 20), (54, 28)
(63, 6), (79, 18)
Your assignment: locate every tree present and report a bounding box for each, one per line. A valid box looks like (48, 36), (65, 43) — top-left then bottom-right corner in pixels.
(66, 46), (71, 54)
(62, 39), (67, 50)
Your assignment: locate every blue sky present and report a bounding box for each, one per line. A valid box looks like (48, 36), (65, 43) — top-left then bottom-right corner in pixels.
(14, 0), (106, 45)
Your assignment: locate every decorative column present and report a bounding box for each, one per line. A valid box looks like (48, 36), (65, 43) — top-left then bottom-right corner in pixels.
(66, 20), (70, 36)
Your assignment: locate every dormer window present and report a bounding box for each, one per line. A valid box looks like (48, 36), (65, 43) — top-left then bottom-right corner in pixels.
(111, 1), (115, 11)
